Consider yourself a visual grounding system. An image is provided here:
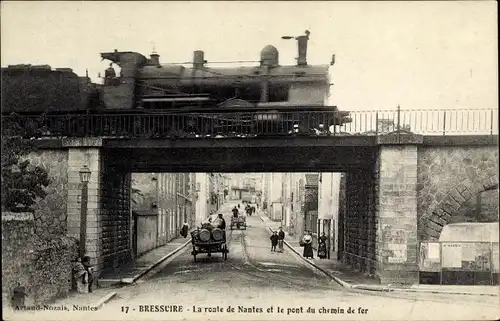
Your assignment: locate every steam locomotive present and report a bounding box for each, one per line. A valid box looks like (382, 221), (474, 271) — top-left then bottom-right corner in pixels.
(2, 32), (351, 136)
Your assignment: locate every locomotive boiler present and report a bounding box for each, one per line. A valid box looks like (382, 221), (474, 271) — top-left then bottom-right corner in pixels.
(2, 31), (351, 137)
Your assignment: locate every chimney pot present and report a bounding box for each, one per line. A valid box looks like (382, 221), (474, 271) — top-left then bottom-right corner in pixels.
(296, 31), (310, 66)
(150, 52), (160, 66)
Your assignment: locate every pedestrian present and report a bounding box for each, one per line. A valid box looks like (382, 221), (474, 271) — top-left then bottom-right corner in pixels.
(232, 206), (239, 218)
(72, 257), (89, 293)
(270, 231), (278, 252)
(301, 231), (314, 259)
(180, 222), (189, 238)
(318, 232), (328, 259)
(277, 227), (285, 253)
(82, 256), (94, 292)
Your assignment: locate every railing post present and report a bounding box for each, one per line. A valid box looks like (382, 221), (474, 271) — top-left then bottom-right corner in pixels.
(443, 111), (447, 136)
(397, 105), (401, 143)
(397, 105), (401, 131)
(375, 111), (379, 135)
(490, 109), (494, 135)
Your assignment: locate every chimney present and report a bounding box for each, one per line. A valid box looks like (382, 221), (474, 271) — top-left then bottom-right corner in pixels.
(150, 51), (160, 66)
(193, 50), (206, 68)
(296, 30), (310, 66)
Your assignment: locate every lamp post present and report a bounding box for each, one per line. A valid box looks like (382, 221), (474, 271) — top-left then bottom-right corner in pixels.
(79, 165), (91, 259)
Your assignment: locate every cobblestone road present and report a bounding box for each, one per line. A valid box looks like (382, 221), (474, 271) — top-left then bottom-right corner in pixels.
(7, 203), (499, 321)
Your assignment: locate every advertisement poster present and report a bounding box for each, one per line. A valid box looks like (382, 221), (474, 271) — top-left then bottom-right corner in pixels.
(441, 243), (463, 268)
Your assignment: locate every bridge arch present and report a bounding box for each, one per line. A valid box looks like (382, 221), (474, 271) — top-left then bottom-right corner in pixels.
(417, 145), (499, 241)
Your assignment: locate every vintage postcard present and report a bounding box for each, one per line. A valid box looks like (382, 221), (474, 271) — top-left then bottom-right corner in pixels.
(1, 1), (499, 321)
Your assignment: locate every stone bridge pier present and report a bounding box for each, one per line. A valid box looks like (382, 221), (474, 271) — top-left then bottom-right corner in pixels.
(341, 134), (499, 284)
(343, 141), (419, 284)
(30, 138), (132, 275)
(65, 138), (132, 274)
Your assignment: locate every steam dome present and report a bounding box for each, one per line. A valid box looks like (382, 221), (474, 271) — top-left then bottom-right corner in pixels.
(260, 45), (279, 67)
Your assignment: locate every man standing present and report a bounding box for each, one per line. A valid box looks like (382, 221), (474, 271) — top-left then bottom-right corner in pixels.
(277, 227), (285, 253)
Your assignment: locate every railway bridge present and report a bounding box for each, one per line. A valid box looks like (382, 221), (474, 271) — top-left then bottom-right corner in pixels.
(5, 108), (498, 284)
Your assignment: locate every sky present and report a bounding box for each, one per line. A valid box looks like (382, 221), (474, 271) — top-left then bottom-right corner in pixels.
(1, 1), (498, 112)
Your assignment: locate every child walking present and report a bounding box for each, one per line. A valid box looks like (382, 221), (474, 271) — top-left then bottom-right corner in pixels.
(270, 231), (278, 252)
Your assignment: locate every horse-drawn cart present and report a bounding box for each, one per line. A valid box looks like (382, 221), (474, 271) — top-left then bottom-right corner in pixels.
(230, 216), (247, 230)
(190, 224), (228, 262)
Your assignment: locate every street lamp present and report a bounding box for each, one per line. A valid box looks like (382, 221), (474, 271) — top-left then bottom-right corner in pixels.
(79, 165), (91, 259)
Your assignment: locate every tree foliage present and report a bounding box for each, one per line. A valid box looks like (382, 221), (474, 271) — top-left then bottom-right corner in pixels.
(1, 113), (50, 212)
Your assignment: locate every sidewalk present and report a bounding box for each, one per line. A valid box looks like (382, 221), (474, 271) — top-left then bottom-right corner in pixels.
(259, 213), (499, 297)
(99, 235), (191, 285)
(51, 235), (192, 308)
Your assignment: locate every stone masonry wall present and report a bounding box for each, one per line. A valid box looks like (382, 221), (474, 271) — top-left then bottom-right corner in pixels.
(417, 145), (499, 241)
(101, 164), (131, 270)
(376, 145), (419, 284)
(2, 213), (77, 307)
(23, 150), (69, 238)
(344, 167), (377, 275)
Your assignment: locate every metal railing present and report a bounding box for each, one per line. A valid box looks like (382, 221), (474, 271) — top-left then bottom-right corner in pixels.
(1, 108), (498, 139)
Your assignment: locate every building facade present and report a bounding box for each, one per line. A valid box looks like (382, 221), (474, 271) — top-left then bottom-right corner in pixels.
(208, 173), (226, 214)
(263, 172), (341, 255)
(194, 173), (210, 226)
(317, 172), (342, 258)
(131, 173), (196, 257)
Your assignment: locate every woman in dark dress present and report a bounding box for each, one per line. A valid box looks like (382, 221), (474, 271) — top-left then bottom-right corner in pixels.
(318, 232), (328, 259)
(302, 231), (314, 259)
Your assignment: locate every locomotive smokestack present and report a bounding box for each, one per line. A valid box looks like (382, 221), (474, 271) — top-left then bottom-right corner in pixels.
(193, 50), (206, 69)
(296, 30), (310, 66)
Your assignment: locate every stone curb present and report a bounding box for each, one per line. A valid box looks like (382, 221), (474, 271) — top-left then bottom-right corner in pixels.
(351, 284), (499, 297)
(260, 215), (499, 297)
(258, 214), (351, 288)
(121, 238), (191, 284)
(95, 291), (118, 309)
(265, 226), (352, 288)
